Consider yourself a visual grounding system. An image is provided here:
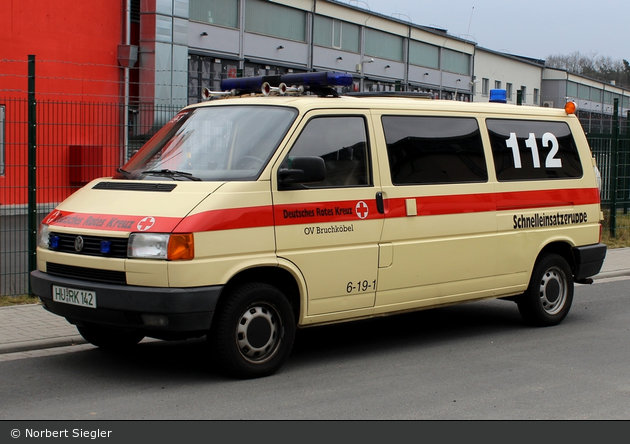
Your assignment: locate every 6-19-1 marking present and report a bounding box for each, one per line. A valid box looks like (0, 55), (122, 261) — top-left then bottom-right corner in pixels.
(347, 280), (377, 293)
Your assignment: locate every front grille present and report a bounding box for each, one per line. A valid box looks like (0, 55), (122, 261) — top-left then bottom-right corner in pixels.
(49, 232), (127, 258)
(46, 263), (127, 285)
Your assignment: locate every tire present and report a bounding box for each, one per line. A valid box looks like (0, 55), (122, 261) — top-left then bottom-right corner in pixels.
(517, 253), (574, 326)
(209, 283), (296, 379)
(77, 325), (145, 349)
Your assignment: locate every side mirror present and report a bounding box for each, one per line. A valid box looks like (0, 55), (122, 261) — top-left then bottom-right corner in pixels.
(278, 156), (326, 186)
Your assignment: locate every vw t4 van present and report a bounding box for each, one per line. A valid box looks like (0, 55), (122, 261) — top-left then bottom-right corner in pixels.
(31, 72), (607, 378)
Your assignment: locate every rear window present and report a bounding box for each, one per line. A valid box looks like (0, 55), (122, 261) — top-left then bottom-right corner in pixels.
(487, 119), (583, 181)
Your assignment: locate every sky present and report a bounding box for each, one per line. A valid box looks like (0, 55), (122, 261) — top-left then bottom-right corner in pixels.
(346, 0), (629, 62)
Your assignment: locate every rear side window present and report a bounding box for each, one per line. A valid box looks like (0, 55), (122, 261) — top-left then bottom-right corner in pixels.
(382, 116), (487, 185)
(487, 119), (583, 181)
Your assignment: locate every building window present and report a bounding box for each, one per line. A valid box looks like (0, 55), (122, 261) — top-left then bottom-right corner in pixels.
(506, 83), (513, 101)
(441, 49), (471, 75)
(245, 0), (306, 42)
(567, 82), (578, 99)
(365, 28), (404, 61)
(533, 88), (539, 105)
(495, 80), (501, 90)
(578, 84), (590, 101)
(187, 55), (239, 105)
(482, 78), (489, 96)
(408, 40), (439, 70)
(313, 16), (360, 53)
(189, 0), (238, 28)
(521, 86), (527, 102)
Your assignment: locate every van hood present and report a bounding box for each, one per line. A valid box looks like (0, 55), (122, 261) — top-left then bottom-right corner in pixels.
(42, 179), (223, 233)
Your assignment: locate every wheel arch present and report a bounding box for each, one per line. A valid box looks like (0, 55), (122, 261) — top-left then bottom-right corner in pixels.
(537, 240), (576, 275)
(218, 264), (304, 324)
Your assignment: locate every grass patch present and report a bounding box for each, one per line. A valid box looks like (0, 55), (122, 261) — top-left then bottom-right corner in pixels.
(0, 295), (41, 307)
(602, 212), (630, 249)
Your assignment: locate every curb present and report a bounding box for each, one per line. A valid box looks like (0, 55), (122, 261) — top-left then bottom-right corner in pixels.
(0, 336), (87, 355)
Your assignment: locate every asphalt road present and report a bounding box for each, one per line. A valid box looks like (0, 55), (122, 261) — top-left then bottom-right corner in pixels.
(1, 277), (629, 420)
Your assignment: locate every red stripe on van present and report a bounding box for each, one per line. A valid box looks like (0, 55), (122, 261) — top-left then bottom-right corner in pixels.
(43, 187), (600, 234)
(173, 206), (275, 233)
(386, 187), (600, 217)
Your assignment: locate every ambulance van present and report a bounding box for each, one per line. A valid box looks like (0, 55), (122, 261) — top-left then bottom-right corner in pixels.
(31, 72), (607, 378)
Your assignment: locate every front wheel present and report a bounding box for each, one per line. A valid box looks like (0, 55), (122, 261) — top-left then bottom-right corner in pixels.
(517, 254), (574, 326)
(209, 283), (296, 379)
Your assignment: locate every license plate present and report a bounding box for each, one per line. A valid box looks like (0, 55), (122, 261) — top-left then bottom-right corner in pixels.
(52, 285), (97, 309)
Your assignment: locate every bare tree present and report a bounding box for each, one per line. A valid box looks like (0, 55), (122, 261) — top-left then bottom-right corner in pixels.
(545, 52), (630, 87)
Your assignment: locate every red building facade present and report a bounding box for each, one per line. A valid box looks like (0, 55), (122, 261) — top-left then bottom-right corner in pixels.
(0, 0), (137, 206)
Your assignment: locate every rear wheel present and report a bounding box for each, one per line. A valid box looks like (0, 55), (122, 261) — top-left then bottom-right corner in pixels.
(517, 254), (574, 326)
(210, 282), (296, 379)
(77, 325), (145, 349)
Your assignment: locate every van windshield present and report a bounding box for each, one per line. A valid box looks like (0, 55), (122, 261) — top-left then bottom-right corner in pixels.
(115, 105), (297, 181)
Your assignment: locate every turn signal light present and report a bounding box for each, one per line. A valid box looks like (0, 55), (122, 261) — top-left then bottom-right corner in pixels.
(167, 233), (194, 260)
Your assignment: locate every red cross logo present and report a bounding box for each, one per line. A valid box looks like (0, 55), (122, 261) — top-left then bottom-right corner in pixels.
(355, 201), (369, 219)
(45, 210), (61, 224)
(137, 216), (156, 231)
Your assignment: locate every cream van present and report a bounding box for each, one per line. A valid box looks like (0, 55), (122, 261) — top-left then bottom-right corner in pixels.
(31, 72), (606, 378)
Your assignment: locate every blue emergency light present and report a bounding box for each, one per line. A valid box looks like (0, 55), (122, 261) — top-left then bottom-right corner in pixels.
(489, 89), (507, 103)
(100, 240), (112, 254)
(220, 71), (353, 95)
(49, 235), (60, 249)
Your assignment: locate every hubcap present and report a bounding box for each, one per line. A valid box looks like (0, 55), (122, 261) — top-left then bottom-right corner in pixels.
(539, 266), (567, 315)
(236, 304), (281, 363)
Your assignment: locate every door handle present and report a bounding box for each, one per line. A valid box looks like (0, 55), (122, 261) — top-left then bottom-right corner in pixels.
(376, 191), (385, 214)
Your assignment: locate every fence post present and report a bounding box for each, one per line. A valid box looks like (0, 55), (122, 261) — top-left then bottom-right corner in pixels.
(28, 55), (37, 291)
(625, 111), (630, 214)
(609, 98), (619, 237)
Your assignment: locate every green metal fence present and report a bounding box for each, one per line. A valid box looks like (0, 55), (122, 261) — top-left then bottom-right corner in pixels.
(0, 97), (180, 296)
(587, 100), (630, 245)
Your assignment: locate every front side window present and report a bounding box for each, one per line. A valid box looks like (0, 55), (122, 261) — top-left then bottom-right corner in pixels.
(487, 119), (583, 181)
(281, 116), (371, 188)
(382, 116), (487, 185)
(115, 105), (297, 182)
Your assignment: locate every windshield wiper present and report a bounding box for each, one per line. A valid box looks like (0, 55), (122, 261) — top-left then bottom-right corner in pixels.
(142, 169), (202, 181)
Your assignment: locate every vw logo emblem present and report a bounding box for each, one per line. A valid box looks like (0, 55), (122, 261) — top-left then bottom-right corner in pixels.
(74, 236), (85, 252)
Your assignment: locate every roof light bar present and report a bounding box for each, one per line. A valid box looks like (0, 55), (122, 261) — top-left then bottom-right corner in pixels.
(220, 71), (353, 96)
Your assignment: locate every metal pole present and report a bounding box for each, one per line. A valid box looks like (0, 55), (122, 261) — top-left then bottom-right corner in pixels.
(27, 55), (37, 290)
(123, 0), (131, 164)
(609, 98), (619, 237)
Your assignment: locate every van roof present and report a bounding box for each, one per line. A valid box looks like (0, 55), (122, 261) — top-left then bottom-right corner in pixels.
(185, 94), (576, 118)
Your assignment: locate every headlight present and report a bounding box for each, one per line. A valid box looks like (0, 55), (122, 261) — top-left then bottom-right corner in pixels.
(38, 224), (50, 249)
(128, 233), (194, 260)
(128, 233), (169, 259)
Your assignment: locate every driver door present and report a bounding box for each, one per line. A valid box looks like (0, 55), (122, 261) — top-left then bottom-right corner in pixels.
(272, 111), (384, 317)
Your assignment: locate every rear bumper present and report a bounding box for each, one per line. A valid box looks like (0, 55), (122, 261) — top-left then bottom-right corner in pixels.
(572, 243), (607, 281)
(30, 270), (222, 334)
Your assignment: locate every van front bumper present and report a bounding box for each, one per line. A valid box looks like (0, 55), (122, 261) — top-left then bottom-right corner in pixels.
(572, 243), (607, 281)
(30, 270), (222, 334)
